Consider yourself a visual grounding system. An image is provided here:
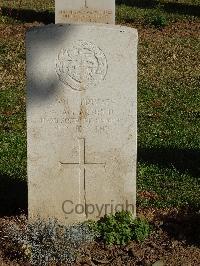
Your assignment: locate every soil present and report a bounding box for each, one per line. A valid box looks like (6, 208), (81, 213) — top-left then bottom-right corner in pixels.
(0, 208), (199, 266)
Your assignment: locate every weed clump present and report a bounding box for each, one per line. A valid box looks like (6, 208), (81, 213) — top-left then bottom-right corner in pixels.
(149, 13), (168, 28)
(90, 211), (151, 245)
(145, 5), (168, 28)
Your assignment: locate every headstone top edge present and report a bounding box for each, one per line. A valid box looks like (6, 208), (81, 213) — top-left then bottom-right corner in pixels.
(26, 24), (138, 38)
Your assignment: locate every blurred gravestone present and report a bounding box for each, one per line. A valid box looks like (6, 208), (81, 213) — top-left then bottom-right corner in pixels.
(55, 0), (115, 24)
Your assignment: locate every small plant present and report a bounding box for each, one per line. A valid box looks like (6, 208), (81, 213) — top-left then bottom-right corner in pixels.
(92, 211), (151, 245)
(97, 211), (134, 245)
(150, 14), (168, 28)
(133, 218), (151, 242)
(145, 6), (168, 28)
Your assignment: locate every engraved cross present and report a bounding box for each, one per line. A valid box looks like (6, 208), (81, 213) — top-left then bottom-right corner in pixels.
(60, 138), (105, 172)
(60, 138), (105, 195)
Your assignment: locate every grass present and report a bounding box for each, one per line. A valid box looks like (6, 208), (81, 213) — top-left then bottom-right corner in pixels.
(137, 22), (200, 208)
(0, 0), (200, 25)
(0, 0), (200, 213)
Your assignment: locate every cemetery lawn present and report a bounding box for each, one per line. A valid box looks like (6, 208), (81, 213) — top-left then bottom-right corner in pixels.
(1, 0), (199, 212)
(0, 0), (200, 264)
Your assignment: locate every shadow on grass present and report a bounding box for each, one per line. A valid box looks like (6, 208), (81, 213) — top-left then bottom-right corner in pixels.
(160, 207), (200, 246)
(117, 0), (158, 8)
(116, 0), (200, 17)
(0, 174), (27, 216)
(138, 148), (200, 179)
(1, 7), (54, 24)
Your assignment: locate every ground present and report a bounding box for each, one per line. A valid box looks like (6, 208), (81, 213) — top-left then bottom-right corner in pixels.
(0, 0), (200, 265)
(0, 208), (200, 265)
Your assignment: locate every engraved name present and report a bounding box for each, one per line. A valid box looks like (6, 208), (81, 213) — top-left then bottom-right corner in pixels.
(59, 9), (113, 23)
(31, 97), (134, 134)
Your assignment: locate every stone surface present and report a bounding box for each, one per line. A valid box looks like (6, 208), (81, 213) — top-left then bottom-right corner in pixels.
(55, 0), (115, 24)
(26, 24), (137, 225)
(152, 261), (165, 266)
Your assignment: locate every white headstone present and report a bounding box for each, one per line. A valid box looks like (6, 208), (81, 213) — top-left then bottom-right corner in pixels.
(27, 24), (137, 225)
(55, 0), (115, 24)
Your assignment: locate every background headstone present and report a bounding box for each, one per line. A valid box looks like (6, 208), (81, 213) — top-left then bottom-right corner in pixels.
(55, 0), (115, 24)
(27, 24), (137, 225)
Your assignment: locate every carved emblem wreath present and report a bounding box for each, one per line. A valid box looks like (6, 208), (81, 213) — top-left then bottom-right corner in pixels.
(56, 40), (108, 91)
